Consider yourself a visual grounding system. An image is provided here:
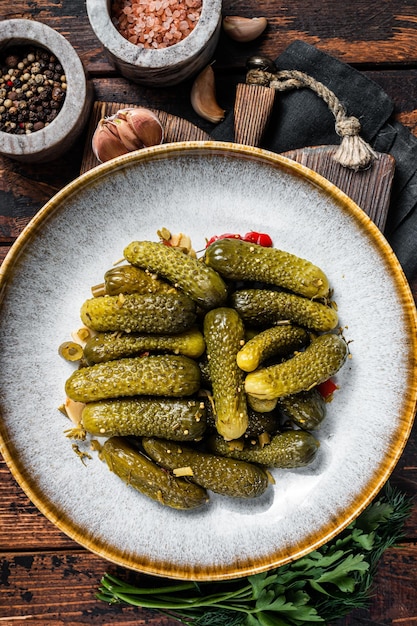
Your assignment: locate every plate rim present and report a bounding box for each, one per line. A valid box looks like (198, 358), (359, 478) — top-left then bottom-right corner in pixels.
(1, 140), (417, 581)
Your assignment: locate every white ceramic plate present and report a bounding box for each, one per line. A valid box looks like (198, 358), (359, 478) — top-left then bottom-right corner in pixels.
(1, 142), (416, 580)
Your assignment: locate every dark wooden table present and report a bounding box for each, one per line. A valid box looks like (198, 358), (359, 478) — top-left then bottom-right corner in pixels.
(1, 1), (417, 624)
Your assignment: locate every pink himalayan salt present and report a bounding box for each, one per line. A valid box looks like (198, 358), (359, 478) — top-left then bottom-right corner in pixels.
(112, 0), (202, 49)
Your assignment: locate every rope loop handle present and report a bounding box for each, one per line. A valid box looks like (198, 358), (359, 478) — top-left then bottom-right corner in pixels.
(246, 64), (378, 170)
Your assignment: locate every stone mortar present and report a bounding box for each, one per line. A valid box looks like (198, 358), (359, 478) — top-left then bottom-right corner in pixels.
(86, 0), (222, 86)
(0, 19), (93, 163)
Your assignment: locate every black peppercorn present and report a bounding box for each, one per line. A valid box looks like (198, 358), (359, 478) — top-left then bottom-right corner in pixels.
(52, 86), (64, 102)
(5, 54), (19, 68)
(0, 45), (66, 134)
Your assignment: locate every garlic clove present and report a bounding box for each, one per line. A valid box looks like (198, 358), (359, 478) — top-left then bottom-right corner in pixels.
(190, 65), (226, 124)
(125, 107), (164, 147)
(92, 119), (129, 163)
(223, 16), (268, 42)
(92, 107), (164, 163)
(167, 232), (196, 256)
(113, 116), (145, 151)
(103, 118), (121, 140)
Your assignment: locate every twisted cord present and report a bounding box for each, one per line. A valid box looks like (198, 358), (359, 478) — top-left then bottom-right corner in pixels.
(247, 68), (378, 170)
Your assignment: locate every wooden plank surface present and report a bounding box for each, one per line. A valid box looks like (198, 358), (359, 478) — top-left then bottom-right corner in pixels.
(281, 147), (395, 231)
(2, 0), (417, 624)
(2, 69), (417, 243)
(0, 549), (173, 624)
(2, 442), (416, 626)
(4, 0), (417, 69)
(1, 545), (417, 625)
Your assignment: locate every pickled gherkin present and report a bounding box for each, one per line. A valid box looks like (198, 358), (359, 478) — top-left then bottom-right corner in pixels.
(102, 264), (174, 296)
(203, 307), (248, 441)
(197, 356), (211, 388)
(245, 333), (348, 400)
(60, 234), (351, 508)
(80, 291), (196, 334)
(82, 397), (207, 440)
(244, 406), (280, 438)
(279, 388), (326, 430)
(210, 430), (319, 468)
(124, 240), (228, 309)
(101, 437), (208, 510)
(204, 398), (280, 438)
(65, 354), (201, 403)
(247, 395), (278, 413)
(231, 289), (338, 333)
(204, 238), (329, 299)
(83, 327), (205, 365)
(142, 437), (269, 498)
(236, 324), (310, 372)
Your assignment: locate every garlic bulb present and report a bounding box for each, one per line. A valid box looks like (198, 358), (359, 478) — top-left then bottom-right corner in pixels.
(92, 107), (164, 163)
(222, 16), (268, 42)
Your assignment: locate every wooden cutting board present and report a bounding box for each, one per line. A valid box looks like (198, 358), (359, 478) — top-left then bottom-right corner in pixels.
(233, 82), (395, 232)
(280, 145), (394, 232)
(81, 94), (395, 232)
(80, 101), (210, 175)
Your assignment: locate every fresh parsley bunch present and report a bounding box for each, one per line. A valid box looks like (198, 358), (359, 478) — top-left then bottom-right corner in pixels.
(97, 483), (411, 625)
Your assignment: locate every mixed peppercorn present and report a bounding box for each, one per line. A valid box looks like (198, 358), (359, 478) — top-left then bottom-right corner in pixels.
(0, 46), (67, 135)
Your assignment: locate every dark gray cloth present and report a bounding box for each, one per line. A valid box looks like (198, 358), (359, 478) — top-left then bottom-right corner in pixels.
(211, 40), (417, 282)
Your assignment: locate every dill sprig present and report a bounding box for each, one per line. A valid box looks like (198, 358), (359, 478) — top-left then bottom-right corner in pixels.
(97, 483), (412, 625)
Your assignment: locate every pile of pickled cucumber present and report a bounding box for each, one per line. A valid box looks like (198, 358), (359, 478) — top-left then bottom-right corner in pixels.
(61, 232), (349, 510)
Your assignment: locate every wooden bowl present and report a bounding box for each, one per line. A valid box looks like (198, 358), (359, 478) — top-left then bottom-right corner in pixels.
(0, 19), (93, 163)
(86, 0), (222, 86)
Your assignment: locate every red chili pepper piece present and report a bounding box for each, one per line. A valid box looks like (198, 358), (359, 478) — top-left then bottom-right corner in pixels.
(242, 231), (259, 243)
(243, 231), (273, 247)
(257, 233), (273, 247)
(206, 231), (273, 248)
(317, 378), (338, 399)
(206, 233), (242, 247)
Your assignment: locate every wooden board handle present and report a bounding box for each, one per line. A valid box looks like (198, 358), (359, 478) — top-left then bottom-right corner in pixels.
(234, 83), (276, 146)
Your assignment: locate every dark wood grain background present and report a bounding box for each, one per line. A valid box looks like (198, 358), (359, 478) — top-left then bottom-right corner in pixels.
(1, 1), (417, 624)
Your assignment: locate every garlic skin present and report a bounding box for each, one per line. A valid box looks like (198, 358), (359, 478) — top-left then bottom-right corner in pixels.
(190, 65), (225, 123)
(92, 107), (164, 163)
(65, 397), (86, 426)
(223, 16), (268, 42)
(157, 228), (196, 256)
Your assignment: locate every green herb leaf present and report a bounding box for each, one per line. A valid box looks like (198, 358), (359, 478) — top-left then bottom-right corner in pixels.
(254, 589), (276, 611)
(314, 553), (369, 591)
(97, 483), (411, 626)
(356, 501), (394, 532)
(255, 611), (288, 626)
(350, 527), (376, 550)
(194, 609), (244, 625)
(248, 572), (278, 597)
